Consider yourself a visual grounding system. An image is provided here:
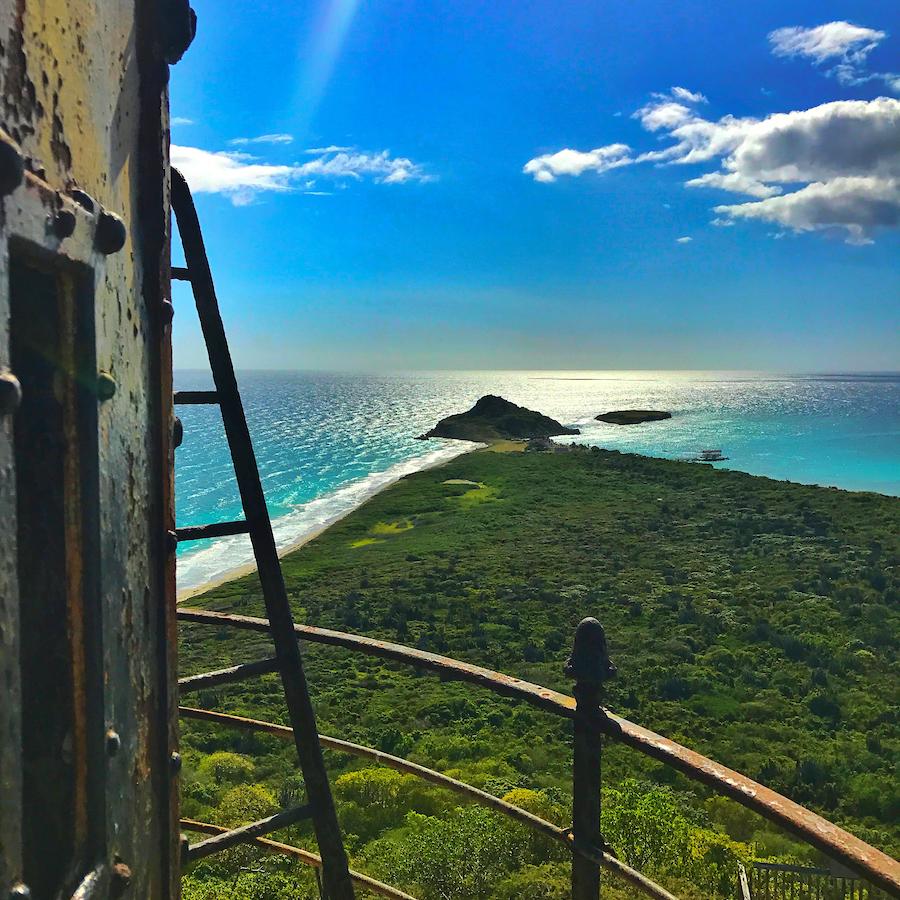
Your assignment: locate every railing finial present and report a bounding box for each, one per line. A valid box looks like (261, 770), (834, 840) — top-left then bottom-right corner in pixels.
(564, 616), (617, 686)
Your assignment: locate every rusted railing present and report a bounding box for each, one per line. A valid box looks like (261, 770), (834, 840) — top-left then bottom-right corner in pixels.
(177, 609), (900, 899)
(180, 819), (417, 900)
(748, 861), (889, 899)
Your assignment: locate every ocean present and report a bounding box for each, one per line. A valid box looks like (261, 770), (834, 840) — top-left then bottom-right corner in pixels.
(174, 370), (900, 592)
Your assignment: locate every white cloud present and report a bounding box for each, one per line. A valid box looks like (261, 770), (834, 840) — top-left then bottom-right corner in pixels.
(295, 149), (428, 184)
(228, 133), (294, 146)
(636, 100), (694, 132)
(522, 144), (632, 182)
(675, 236), (692, 243)
(305, 145), (353, 154)
(525, 84), (900, 242)
(715, 177), (900, 245)
(768, 21), (899, 94)
(634, 87), (708, 132)
(724, 98), (900, 182)
(171, 116), (193, 126)
(671, 86), (708, 104)
(171, 144), (429, 205)
(171, 145), (295, 204)
(768, 21), (885, 64)
(685, 171), (781, 198)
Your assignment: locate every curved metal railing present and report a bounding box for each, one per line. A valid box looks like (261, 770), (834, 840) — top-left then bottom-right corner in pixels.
(177, 607), (900, 898)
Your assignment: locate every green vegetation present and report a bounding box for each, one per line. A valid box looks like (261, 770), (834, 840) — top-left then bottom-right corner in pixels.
(180, 447), (899, 898)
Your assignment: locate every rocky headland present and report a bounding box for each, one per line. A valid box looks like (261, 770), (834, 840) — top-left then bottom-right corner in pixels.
(420, 395), (580, 442)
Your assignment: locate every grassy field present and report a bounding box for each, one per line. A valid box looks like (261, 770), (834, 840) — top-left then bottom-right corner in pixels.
(179, 445), (899, 899)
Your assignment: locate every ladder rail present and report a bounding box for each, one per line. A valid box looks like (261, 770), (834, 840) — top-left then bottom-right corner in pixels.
(170, 167), (355, 900)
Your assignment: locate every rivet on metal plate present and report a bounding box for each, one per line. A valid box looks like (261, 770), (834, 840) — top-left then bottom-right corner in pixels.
(110, 862), (132, 896)
(53, 207), (77, 239)
(106, 729), (122, 757)
(69, 188), (97, 214)
(96, 210), (127, 254)
(0, 137), (25, 196)
(0, 372), (22, 414)
(96, 372), (117, 401)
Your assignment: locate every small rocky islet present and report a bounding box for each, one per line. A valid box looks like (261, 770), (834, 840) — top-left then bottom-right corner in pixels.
(420, 395), (673, 443)
(595, 409), (672, 425)
(419, 394), (579, 442)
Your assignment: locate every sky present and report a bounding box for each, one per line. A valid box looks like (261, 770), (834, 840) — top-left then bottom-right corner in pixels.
(169, 0), (900, 372)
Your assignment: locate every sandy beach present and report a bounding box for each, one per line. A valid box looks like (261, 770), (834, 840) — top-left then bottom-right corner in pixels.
(176, 439), (484, 603)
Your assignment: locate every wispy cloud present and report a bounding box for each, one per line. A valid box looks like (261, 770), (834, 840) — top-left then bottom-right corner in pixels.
(296, 149), (429, 184)
(685, 171), (781, 199)
(228, 133), (295, 146)
(522, 144), (632, 183)
(171, 117), (194, 126)
(768, 21), (899, 93)
(171, 144), (430, 205)
(671, 86), (708, 104)
(769, 21), (885, 64)
(170, 146), (295, 206)
(675, 236), (693, 243)
(305, 145), (353, 154)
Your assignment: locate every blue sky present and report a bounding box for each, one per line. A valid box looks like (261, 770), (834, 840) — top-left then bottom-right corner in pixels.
(170, 0), (900, 371)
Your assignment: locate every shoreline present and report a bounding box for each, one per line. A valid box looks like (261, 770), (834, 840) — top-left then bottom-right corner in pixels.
(177, 439), (484, 603)
(177, 432), (897, 603)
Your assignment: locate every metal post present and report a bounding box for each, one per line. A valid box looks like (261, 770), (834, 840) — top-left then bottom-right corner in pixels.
(565, 617), (619, 900)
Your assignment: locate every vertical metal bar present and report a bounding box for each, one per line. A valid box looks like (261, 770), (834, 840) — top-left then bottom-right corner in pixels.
(571, 680), (601, 899)
(565, 617), (618, 900)
(170, 169), (354, 900)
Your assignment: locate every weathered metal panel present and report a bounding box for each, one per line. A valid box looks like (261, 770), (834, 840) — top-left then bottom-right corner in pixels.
(0, 0), (177, 896)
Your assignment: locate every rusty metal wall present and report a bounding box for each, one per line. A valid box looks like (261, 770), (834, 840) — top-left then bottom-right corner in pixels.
(0, 0), (178, 896)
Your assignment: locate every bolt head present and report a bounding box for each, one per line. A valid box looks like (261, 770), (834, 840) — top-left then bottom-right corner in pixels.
(170, 751), (182, 773)
(70, 188), (96, 214)
(8, 884), (31, 900)
(110, 862), (132, 894)
(96, 210), (127, 254)
(53, 208), (77, 239)
(0, 373), (22, 415)
(96, 372), (117, 401)
(0, 139), (25, 196)
(161, 299), (175, 325)
(106, 729), (121, 756)
(172, 417), (184, 449)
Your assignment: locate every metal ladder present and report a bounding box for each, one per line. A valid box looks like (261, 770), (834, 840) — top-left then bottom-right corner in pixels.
(170, 167), (355, 900)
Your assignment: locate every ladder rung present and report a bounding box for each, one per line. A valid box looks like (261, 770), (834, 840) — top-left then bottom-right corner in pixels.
(174, 390), (219, 405)
(186, 804), (313, 862)
(172, 266), (191, 281)
(175, 520), (250, 542)
(179, 657), (279, 693)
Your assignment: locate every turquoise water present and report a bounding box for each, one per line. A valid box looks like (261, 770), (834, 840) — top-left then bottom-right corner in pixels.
(175, 371), (899, 591)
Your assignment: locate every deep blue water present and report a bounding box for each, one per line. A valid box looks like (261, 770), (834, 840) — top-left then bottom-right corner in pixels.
(175, 371), (900, 591)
